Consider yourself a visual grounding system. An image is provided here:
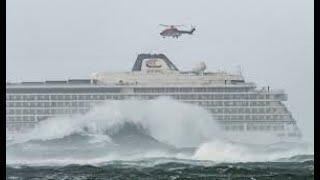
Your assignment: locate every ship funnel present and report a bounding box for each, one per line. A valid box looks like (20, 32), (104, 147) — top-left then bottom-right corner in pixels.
(132, 54), (179, 72)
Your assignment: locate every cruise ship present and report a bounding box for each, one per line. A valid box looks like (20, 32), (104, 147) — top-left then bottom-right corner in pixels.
(6, 53), (302, 143)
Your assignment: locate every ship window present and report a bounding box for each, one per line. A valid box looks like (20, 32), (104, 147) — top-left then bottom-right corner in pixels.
(98, 95), (104, 100)
(266, 108), (272, 113)
(38, 95), (44, 100)
(16, 109), (21, 114)
(224, 116), (230, 120)
(56, 95), (62, 100)
(250, 95), (257, 99)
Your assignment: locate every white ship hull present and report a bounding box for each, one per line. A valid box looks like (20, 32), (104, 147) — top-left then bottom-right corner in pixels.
(6, 54), (302, 144)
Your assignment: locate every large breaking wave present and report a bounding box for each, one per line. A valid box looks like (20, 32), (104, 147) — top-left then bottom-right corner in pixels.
(6, 98), (313, 166)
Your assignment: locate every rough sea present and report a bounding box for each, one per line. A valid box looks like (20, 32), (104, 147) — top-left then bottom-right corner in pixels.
(6, 99), (314, 179)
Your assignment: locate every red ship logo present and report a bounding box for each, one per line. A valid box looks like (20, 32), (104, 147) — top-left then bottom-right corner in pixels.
(146, 59), (162, 68)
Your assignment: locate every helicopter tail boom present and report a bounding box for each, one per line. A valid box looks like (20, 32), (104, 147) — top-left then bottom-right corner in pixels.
(179, 27), (196, 35)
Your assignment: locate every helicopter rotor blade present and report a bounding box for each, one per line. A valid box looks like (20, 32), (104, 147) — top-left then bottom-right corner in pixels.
(159, 24), (185, 27)
(159, 24), (171, 27)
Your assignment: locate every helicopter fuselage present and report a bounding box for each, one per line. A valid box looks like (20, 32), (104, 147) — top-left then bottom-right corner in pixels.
(160, 27), (195, 38)
(160, 28), (181, 38)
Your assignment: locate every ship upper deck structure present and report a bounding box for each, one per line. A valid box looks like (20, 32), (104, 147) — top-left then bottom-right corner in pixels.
(6, 53), (301, 142)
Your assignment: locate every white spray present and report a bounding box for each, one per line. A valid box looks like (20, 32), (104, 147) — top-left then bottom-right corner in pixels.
(8, 97), (313, 165)
(13, 97), (220, 147)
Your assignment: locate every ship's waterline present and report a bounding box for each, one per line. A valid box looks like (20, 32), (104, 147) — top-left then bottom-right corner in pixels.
(6, 53), (301, 144)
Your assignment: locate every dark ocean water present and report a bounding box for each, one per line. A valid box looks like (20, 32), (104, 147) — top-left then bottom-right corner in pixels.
(6, 157), (314, 180)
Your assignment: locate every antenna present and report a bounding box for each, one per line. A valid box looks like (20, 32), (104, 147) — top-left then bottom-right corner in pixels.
(237, 65), (243, 76)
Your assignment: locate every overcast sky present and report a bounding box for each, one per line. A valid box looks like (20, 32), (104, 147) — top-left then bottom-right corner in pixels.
(6, 0), (313, 142)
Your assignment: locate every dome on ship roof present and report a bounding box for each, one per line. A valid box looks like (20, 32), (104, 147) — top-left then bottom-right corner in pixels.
(192, 62), (206, 73)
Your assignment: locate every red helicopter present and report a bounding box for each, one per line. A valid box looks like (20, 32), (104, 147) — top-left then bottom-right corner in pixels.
(159, 24), (196, 38)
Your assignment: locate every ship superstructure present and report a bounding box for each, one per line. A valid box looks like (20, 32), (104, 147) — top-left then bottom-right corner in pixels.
(6, 54), (301, 143)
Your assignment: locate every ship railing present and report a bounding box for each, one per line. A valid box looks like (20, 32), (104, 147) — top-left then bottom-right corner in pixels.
(255, 89), (285, 94)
